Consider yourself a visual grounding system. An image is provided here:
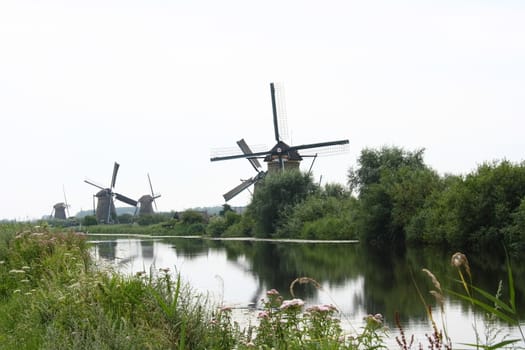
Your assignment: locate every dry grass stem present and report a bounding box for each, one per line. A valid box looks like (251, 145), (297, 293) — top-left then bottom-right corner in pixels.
(289, 277), (322, 298)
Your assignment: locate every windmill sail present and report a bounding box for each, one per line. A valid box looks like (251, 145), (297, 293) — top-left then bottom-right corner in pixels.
(219, 139), (267, 201)
(223, 177), (259, 202)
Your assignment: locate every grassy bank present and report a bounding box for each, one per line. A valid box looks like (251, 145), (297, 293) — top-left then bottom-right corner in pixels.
(0, 224), (383, 349)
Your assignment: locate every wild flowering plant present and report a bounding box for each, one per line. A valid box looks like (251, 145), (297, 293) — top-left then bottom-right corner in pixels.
(237, 286), (387, 350)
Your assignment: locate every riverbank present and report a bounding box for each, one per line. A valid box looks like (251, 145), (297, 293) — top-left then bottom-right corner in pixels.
(0, 225), (382, 349)
(87, 231), (359, 243)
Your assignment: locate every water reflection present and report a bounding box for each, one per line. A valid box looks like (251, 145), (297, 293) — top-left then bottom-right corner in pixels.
(89, 235), (524, 345)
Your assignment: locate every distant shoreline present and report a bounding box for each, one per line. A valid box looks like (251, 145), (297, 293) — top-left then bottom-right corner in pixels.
(85, 232), (359, 244)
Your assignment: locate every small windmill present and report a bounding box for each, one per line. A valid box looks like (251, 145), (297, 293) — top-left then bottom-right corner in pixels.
(50, 186), (71, 220)
(136, 174), (161, 216)
(84, 162), (138, 224)
(211, 82), (349, 201)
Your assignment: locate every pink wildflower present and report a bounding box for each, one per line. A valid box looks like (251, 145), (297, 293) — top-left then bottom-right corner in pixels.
(257, 311), (269, 319)
(280, 298), (304, 310)
(266, 289), (279, 296)
(220, 305), (232, 312)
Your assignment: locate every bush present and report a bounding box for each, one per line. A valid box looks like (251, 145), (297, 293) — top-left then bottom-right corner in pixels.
(136, 214), (166, 226)
(187, 223), (206, 235)
(206, 216), (228, 237)
(118, 213), (134, 224)
(223, 215), (255, 237)
(246, 170), (317, 237)
(301, 216), (356, 240)
(181, 210), (207, 225)
(82, 215), (98, 226)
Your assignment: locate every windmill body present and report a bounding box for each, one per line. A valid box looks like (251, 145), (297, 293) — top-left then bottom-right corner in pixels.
(137, 174), (160, 216)
(138, 195), (155, 215)
(95, 189), (117, 224)
(52, 202), (67, 220)
(211, 82), (349, 202)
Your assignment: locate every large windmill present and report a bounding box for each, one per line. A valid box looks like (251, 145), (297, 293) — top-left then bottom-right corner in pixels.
(136, 174), (161, 216)
(211, 82), (349, 201)
(84, 162), (138, 224)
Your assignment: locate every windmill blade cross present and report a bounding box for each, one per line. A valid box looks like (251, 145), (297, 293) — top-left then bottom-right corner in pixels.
(290, 139), (349, 152)
(147, 173), (155, 197)
(210, 149), (270, 162)
(115, 193), (138, 207)
(237, 139), (262, 171)
(84, 179), (106, 191)
(223, 177), (259, 202)
(111, 162), (120, 189)
(63, 185), (70, 218)
(270, 83), (280, 142)
(147, 173), (159, 211)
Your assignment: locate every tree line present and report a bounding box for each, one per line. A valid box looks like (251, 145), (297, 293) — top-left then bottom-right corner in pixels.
(210, 146), (525, 252)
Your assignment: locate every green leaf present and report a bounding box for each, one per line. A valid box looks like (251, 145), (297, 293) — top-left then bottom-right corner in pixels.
(469, 284), (514, 315)
(459, 338), (521, 349)
(504, 246), (516, 312)
(447, 289), (518, 325)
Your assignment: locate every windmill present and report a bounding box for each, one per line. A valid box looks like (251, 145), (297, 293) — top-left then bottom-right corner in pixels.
(136, 174), (161, 216)
(50, 186), (71, 220)
(211, 82), (349, 201)
(84, 162), (138, 224)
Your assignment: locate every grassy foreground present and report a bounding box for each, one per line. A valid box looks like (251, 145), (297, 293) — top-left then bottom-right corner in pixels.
(0, 224), (386, 349)
(0, 224), (523, 349)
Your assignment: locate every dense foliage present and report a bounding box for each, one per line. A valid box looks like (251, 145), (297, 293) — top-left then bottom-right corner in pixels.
(348, 146), (441, 246)
(345, 147), (525, 250)
(408, 160), (525, 250)
(245, 170), (318, 237)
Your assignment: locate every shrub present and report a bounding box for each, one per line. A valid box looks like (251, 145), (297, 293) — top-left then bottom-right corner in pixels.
(82, 215), (98, 226)
(206, 216), (228, 237)
(247, 170), (317, 237)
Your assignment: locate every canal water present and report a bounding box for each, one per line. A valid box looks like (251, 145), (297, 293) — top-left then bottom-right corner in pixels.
(88, 234), (524, 347)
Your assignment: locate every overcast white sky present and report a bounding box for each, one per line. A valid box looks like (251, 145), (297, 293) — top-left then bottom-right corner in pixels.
(1, 0), (524, 220)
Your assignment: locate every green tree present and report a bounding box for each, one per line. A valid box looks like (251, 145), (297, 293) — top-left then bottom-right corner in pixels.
(414, 161), (525, 249)
(348, 146), (439, 246)
(246, 170), (317, 237)
(219, 203), (234, 216)
(503, 197), (525, 251)
(348, 146), (426, 195)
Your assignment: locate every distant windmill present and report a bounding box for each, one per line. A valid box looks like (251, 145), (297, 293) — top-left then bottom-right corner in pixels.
(50, 186), (70, 220)
(84, 162), (138, 224)
(211, 82), (349, 201)
(136, 174), (161, 216)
